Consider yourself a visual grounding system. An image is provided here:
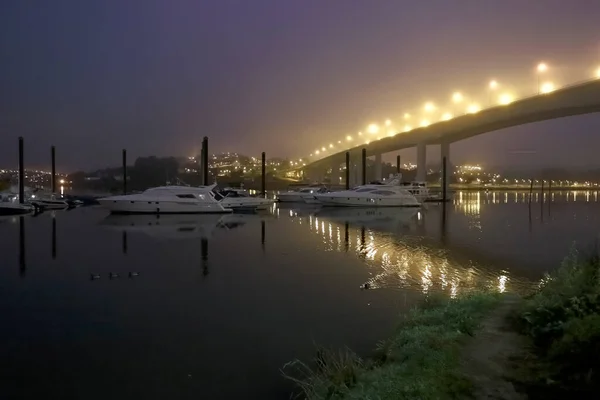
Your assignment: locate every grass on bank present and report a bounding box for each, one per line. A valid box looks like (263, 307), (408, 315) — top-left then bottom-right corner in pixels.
(514, 247), (600, 396)
(283, 292), (500, 400)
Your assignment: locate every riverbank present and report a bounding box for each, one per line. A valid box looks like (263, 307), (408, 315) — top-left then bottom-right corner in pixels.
(284, 248), (600, 399)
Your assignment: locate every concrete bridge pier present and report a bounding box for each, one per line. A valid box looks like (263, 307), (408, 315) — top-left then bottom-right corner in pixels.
(416, 142), (427, 182)
(440, 142), (451, 191)
(374, 153), (382, 182)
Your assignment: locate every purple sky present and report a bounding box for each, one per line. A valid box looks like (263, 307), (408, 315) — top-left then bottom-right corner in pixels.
(1, 0), (600, 171)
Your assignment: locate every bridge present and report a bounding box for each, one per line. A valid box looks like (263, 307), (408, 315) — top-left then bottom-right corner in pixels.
(294, 78), (600, 188)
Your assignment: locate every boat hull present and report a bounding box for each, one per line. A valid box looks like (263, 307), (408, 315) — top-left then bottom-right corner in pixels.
(31, 200), (69, 210)
(221, 198), (274, 210)
(0, 203), (34, 215)
(277, 193), (304, 203)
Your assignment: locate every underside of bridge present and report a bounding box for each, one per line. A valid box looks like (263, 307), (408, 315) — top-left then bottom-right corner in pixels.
(299, 79), (600, 189)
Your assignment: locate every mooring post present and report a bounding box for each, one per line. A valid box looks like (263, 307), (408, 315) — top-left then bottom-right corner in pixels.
(202, 137), (209, 185)
(361, 148), (366, 185)
(396, 155), (401, 174)
(442, 156), (447, 203)
(261, 152), (266, 198)
(528, 179), (534, 205)
(19, 216), (26, 276)
(345, 152), (350, 190)
(122, 149), (127, 194)
(52, 216), (57, 260)
(51, 145), (56, 194)
(18, 137), (24, 204)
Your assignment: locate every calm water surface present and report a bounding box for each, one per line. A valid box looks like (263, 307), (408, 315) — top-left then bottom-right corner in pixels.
(1, 190), (599, 399)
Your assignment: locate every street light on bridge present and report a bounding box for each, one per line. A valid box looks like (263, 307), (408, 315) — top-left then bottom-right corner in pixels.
(420, 119), (430, 127)
(488, 80), (498, 105)
(346, 135), (353, 141)
(537, 62), (548, 94)
(498, 93), (514, 105)
(452, 92), (463, 103)
(367, 123), (379, 134)
(540, 82), (555, 94)
(467, 103), (481, 114)
(424, 102), (435, 112)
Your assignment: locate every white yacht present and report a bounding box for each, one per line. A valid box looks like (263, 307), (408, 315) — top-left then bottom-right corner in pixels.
(215, 188), (274, 211)
(277, 186), (328, 203)
(397, 181), (431, 201)
(98, 185), (232, 214)
(313, 183), (420, 207)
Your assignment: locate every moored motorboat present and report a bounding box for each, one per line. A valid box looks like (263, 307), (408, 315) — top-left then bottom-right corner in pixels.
(277, 186), (328, 203)
(313, 183), (420, 207)
(30, 193), (70, 210)
(214, 188), (274, 211)
(98, 184), (232, 214)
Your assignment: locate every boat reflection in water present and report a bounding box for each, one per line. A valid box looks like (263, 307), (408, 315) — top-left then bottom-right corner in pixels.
(281, 205), (523, 296)
(314, 207), (419, 232)
(100, 213), (254, 240)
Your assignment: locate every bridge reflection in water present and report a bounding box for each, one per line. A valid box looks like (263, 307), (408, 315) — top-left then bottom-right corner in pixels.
(276, 203), (524, 296)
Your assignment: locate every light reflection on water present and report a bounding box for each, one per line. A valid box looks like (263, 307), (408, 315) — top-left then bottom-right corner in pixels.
(277, 189), (600, 296)
(278, 205), (523, 296)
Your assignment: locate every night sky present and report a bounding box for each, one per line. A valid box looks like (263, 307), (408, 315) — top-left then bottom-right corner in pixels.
(1, 0), (600, 171)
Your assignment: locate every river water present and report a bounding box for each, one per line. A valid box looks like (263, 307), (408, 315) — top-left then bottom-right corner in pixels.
(1, 190), (599, 399)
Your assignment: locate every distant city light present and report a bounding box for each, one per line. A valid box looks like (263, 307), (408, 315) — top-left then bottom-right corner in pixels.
(337, 140), (341, 144)
(385, 119), (392, 126)
(540, 82), (555, 94)
(367, 123), (379, 134)
(423, 102), (435, 112)
(346, 135), (352, 141)
(596, 67), (600, 78)
(315, 150), (320, 155)
(387, 130), (395, 137)
(467, 104), (481, 113)
(358, 131), (363, 136)
(321, 147), (326, 151)
(404, 125), (412, 132)
(441, 112), (453, 121)
(365, 140), (370, 144)
(329, 143), (334, 148)
(498, 93), (514, 105)
(420, 119), (430, 127)
(489, 80), (498, 89)
(452, 92), (463, 103)
(403, 113), (411, 119)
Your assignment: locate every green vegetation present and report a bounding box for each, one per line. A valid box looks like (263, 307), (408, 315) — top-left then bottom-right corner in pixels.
(514, 247), (600, 397)
(283, 292), (500, 399)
